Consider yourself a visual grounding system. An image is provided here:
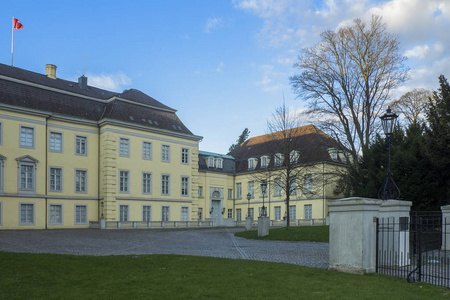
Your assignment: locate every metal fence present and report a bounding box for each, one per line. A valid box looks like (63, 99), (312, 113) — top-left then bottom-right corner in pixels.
(376, 212), (450, 288)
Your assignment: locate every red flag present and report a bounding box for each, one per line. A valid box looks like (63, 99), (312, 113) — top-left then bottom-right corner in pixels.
(13, 18), (23, 30)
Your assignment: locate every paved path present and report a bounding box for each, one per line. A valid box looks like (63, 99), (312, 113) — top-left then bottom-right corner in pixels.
(0, 227), (329, 269)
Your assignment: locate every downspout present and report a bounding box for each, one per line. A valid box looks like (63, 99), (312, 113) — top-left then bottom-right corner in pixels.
(98, 124), (101, 221)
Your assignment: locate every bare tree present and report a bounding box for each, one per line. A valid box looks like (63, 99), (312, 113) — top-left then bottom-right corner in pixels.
(290, 15), (408, 160)
(390, 88), (431, 125)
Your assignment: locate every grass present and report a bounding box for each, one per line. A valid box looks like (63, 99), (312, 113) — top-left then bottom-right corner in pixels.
(235, 225), (330, 242)
(0, 251), (448, 299)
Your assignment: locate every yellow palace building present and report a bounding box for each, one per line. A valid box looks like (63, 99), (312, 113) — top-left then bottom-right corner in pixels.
(0, 63), (347, 229)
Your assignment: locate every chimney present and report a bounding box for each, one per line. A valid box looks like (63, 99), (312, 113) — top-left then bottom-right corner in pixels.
(78, 75), (87, 90)
(45, 64), (57, 79)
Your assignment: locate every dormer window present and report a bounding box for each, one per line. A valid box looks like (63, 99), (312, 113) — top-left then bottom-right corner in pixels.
(290, 150), (300, 164)
(248, 158), (257, 170)
(216, 158), (223, 169)
(274, 153), (283, 166)
(328, 148), (338, 161)
(208, 157), (215, 168)
(338, 152), (347, 163)
(261, 156), (270, 168)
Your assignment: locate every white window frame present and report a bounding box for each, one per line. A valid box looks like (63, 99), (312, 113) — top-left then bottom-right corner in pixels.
(236, 208), (242, 222)
(74, 204), (88, 225)
(75, 135), (88, 156)
(227, 209), (232, 219)
(304, 174), (313, 194)
(49, 166), (63, 192)
(119, 204), (129, 222)
(215, 158), (223, 169)
(19, 125), (35, 149)
(290, 150), (300, 164)
(208, 157), (215, 168)
(236, 183), (242, 199)
(161, 145), (170, 162)
(161, 205), (170, 222)
(181, 176), (189, 196)
(75, 169), (88, 193)
(248, 208), (254, 219)
(228, 189), (232, 199)
(261, 156), (269, 168)
(274, 177), (281, 196)
(181, 148), (189, 164)
(248, 181), (254, 198)
(161, 174), (170, 196)
(17, 156), (38, 195)
(274, 153), (283, 166)
(119, 137), (130, 157)
(19, 202), (35, 226)
(49, 131), (63, 153)
(119, 170), (130, 193)
(0, 155), (5, 194)
(142, 141), (153, 160)
(142, 205), (152, 222)
(248, 158), (256, 170)
(49, 203), (63, 225)
(305, 204), (312, 220)
(198, 186), (203, 198)
(289, 176), (297, 196)
(275, 206), (281, 220)
(289, 205), (297, 220)
(142, 172), (152, 195)
(181, 206), (189, 221)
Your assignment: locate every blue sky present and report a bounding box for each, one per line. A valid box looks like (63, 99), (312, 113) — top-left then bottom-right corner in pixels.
(2, 0), (450, 153)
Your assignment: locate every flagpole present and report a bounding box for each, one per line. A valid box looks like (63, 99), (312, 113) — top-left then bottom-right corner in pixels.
(11, 17), (14, 67)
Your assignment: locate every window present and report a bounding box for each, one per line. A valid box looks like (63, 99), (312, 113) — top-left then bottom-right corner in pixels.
(227, 209), (232, 219)
(198, 208), (203, 221)
(17, 155), (38, 194)
(198, 186), (203, 197)
(49, 204), (63, 225)
(75, 205), (87, 224)
(20, 203), (34, 225)
(162, 206), (170, 222)
(290, 150), (299, 164)
(181, 176), (189, 196)
(75, 135), (87, 155)
(248, 181), (254, 198)
(49, 167), (62, 192)
(181, 207), (189, 221)
(248, 208), (254, 219)
(119, 138), (130, 157)
(49, 131), (62, 152)
(248, 158), (256, 170)
(228, 189), (232, 199)
(289, 205), (296, 220)
(143, 205), (152, 222)
(0, 155), (4, 193)
(142, 141), (152, 160)
(236, 183), (242, 199)
(75, 169), (87, 193)
(274, 178), (281, 196)
(119, 205), (129, 222)
(289, 176), (297, 195)
(261, 156), (269, 168)
(275, 206), (281, 220)
(119, 170), (130, 193)
(161, 145), (170, 162)
(236, 209), (242, 222)
(181, 148), (189, 164)
(142, 172), (152, 194)
(274, 153), (283, 166)
(216, 158), (223, 169)
(304, 174), (312, 194)
(161, 175), (170, 195)
(208, 157), (215, 168)
(305, 204), (312, 220)
(20, 126), (34, 148)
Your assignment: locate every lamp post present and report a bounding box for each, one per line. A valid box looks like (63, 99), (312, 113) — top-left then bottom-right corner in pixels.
(379, 106), (401, 200)
(100, 200), (104, 219)
(246, 193), (251, 218)
(260, 180), (267, 216)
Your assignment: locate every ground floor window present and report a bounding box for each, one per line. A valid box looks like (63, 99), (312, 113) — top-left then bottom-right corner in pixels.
(289, 205), (296, 220)
(75, 205), (87, 224)
(162, 206), (170, 222)
(227, 209), (232, 219)
(141, 205), (151, 222)
(236, 209), (241, 221)
(181, 207), (189, 221)
(20, 203), (34, 225)
(304, 204), (312, 219)
(248, 208), (254, 219)
(275, 206), (281, 220)
(119, 205), (129, 222)
(49, 204), (63, 225)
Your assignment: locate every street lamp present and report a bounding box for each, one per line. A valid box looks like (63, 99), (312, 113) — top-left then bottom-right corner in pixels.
(379, 106), (401, 200)
(100, 200), (104, 219)
(246, 193), (251, 218)
(260, 180), (267, 216)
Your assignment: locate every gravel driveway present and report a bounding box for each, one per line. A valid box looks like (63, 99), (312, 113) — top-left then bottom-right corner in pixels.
(0, 227), (329, 269)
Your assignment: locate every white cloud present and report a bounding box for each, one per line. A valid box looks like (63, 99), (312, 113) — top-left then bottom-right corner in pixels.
(85, 72), (132, 91)
(255, 64), (287, 92)
(216, 62), (225, 73)
(205, 17), (223, 33)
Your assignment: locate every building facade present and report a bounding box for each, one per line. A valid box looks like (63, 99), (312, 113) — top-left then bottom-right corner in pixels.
(0, 63), (346, 229)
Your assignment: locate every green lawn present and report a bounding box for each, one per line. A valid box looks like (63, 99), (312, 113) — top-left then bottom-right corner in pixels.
(235, 225), (330, 242)
(0, 252), (448, 299)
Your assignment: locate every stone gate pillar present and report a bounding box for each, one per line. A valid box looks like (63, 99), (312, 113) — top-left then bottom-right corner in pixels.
(442, 205), (450, 250)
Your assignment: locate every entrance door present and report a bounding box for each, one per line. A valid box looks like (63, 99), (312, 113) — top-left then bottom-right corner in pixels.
(212, 200), (221, 225)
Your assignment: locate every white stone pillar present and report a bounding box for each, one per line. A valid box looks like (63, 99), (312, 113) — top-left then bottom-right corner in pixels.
(328, 197), (382, 274)
(258, 216), (269, 237)
(442, 205), (450, 250)
(245, 217), (252, 231)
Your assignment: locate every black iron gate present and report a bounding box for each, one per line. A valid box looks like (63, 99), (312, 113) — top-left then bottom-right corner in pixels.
(376, 211), (450, 288)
